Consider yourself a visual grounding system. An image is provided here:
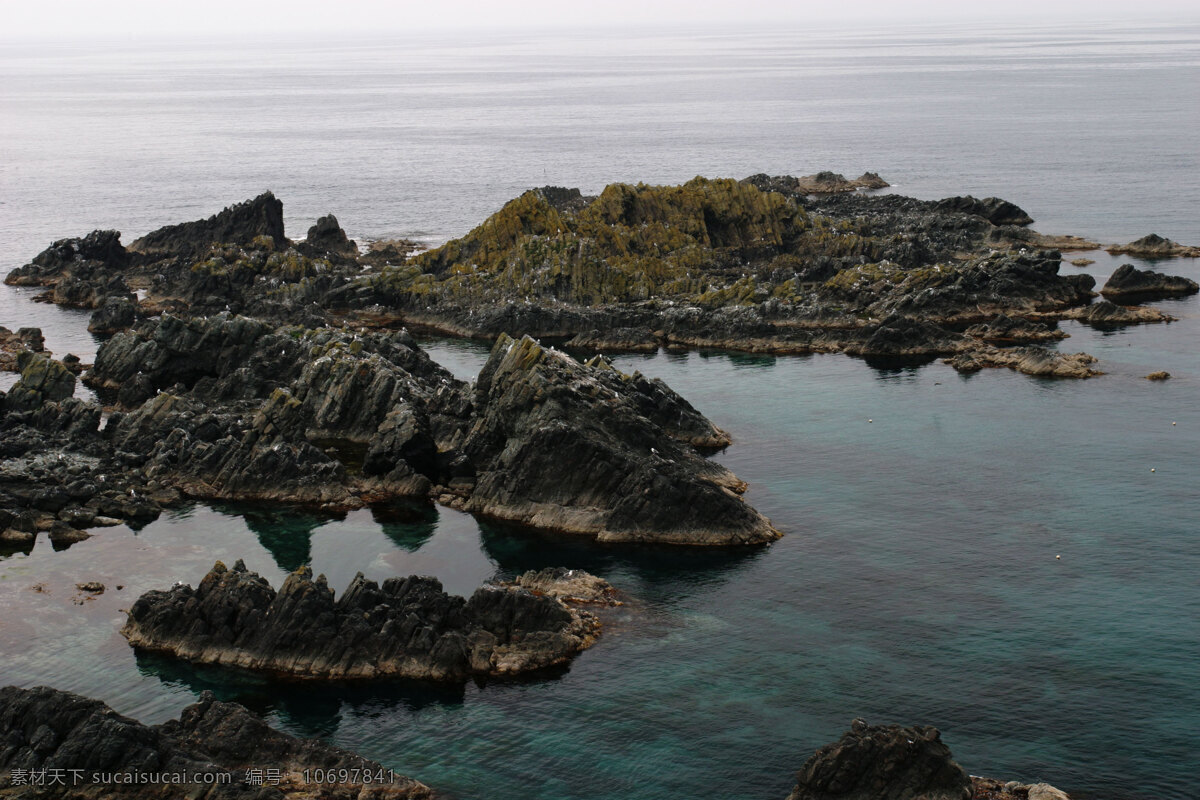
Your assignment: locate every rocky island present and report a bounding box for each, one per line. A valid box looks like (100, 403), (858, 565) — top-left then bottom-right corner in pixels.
(7, 176), (1194, 387)
(122, 560), (611, 681)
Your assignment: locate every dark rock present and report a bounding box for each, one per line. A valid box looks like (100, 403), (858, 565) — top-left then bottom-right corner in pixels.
(456, 335), (779, 544)
(88, 295), (140, 335)
(1, 327), (47, 372)
(300, 214), (357, 257)
(122, 560), (601, 680)
(786, 720), (972, 800)
(1146, 371), (1171, 381)
(935, 196), (1034, 226)
(1100, 263), (1199, 299)
(1061, 299), (1174, 326)
(3, 353), (76, 413)
(128, 192), (286, 259)
(4, 230), (128, 286)
(0, 685), (432, 797)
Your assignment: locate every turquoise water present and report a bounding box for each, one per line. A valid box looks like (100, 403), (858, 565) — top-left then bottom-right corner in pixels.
(2, 21), (1200, 800)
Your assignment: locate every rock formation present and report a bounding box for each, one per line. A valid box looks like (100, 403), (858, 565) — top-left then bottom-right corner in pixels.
(122, 560), (605, 680)
(1106, 233), (1200, 258)
(0, 685), (431, 798)
(1099, 263), (1199, 299)
(786, 719), (972, 800)
(448, 335), (779, 545)
(128, 192), (287, 259)
(6, 178), (1128, 379)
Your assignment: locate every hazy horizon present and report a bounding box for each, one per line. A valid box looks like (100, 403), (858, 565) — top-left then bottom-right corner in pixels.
(3, 0), (1199, 41)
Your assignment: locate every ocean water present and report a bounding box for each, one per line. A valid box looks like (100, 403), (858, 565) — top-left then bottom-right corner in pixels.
(1, 21), (1199, 800)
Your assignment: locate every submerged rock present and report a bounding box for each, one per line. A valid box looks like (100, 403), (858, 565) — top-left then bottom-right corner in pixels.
(945, 345), (1101, 378)
(786, 719), (972, 800)
(0, 685), (432, 798)
(122, 560), (602, 680)
(453, 335), (779, 545)
(1099, 263), (1199, 299)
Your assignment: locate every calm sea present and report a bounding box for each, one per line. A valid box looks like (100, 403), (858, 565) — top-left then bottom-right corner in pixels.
(1, 22), (1198, 800)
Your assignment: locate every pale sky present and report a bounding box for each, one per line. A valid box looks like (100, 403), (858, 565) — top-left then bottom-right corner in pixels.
(3, 0), (1198, 39)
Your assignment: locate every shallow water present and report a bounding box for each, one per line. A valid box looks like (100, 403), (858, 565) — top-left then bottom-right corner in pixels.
(1, 20), (1199, 800)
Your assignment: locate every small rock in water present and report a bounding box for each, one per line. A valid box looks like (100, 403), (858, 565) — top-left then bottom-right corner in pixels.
(76, 581), (105, 593)
(1145, 371), (1171, 381)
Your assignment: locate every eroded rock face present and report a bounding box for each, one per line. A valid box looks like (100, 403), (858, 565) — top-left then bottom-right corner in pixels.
(786, 719), (972, 800)
(0, 685), (432, 798)
(128, 192), (287, 259)
(122, 560), (601, 680)
(453, 335), (779, 545)
(3, 352), (75, 413)
(1099, 263), (1199, 299)
(4, 230), (128, 287)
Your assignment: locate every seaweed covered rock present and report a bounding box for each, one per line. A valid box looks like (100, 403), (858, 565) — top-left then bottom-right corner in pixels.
(1099, 263), (1199, 299)
(2, 352), (76, 413)
(786, 719), (971, 800)
(128, 192), (287, 259)
(122, 560), (601, 680)
(0, 685), (432, 798)
(453, 335), (779, 545)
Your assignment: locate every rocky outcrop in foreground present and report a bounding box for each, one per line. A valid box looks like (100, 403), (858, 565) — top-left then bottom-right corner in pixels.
(0, 685), (431, 798)
(122, 560), (608, 680)
(1099, 263), (1199, 299)
(449, 335), (780, 545)
(787, 719), (1071, 800)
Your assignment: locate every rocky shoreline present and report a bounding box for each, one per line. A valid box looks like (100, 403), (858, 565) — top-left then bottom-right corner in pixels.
(0, 693), (1072, 799)
(121, 560), (612, 681)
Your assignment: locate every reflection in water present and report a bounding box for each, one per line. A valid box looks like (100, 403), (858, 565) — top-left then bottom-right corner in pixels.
(476, 519), (766, 597)
(860, 354), (938, 376)
(372, 501), (439, 552)
(213, 503), (345, 572)
(134, 650), (466, 740)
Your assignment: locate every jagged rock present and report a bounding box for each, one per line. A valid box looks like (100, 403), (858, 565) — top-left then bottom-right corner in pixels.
(964, 314), (1065, 342)
(1106, 233), (1200, 258)
(122, 560), (601, 680)
(1099, 263), (1199, 299)
(935, 196), (1034, 226)
(844, 315), (962, 356)
(3, 353), (76, 413)
(88, 295), (139, 335)
(300, 214), (357, 257)
(455, 335), (778, 544)
(0, 685), (432, 798)
(128, 192), (286, 259)
(4, 229), (128, 286)
(1060, 300), (1174, 325)
(785, 719), (971, 800)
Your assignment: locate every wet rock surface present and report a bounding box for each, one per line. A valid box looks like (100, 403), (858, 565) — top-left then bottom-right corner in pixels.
(786, 719), (972, 800)
(122, 559), (602, 680)
(0, 685), (432, 798)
